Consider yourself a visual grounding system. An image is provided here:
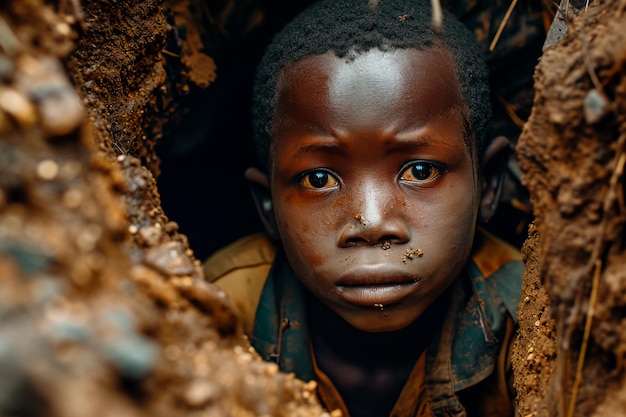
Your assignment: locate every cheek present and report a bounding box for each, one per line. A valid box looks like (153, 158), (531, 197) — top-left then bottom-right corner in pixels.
(273, 196), (328, 269)
(447, 180), (478, 222)
(439, 183), (478, 255)
(274, 187), (348, 237)
(416, 179), (477, 256)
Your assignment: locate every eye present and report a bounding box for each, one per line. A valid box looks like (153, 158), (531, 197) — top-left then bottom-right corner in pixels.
(400, 161), (445, 184)
(298, 169), (339, 190)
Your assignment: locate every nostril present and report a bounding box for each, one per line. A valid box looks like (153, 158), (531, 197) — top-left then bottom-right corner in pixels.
(345, 236), (370, 246)
(344, 235), (400, 247)
(378, 235), (399, 244)
(337, 216), (410, 248)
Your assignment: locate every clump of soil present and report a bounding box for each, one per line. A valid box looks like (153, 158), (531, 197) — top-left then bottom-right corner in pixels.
(0, 1), (326, 416)
(514, 0), (626, 415)
(511, 223), (557, 417)
(68, 0), (169, 176)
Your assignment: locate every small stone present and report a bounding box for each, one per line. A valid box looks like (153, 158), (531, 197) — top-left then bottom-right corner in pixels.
(36, 160), (59, 180)
(104, 308), (136, 333)
(548, 109), (567, 125)
(130, 265), (180, 308)
(164, 221), (178, 233)
(49, 317), (91, 342)
(55, 22), (72, 37)
(38, 88), (85, 136)
(62, 189), (83, 208)
(584, 89), (609, 125)
(76, 224), (102, 252)
(102, 334), (159, 379)
(59, 160), (81, 180)
(265, 363), (279, 376)
(138, 226), (162, 246)
(0, 88), (37, 126)
(144, 241), (195, 276)
(0, 240), (52, 274)
(237, 352), (253, 365)
(34, 279), (64, 304)
(183, 380), (219, 408)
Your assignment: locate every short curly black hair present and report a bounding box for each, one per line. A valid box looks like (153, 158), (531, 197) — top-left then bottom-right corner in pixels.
(252, 0), (491, 171)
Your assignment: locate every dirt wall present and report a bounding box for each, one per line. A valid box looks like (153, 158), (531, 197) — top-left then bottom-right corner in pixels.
(0, 1), (325, 416)
(513, 1), (626, 415)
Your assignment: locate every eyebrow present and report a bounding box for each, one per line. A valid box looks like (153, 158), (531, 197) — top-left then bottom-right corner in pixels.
(390, 130), (464, 154)
(290, 130), (462, 159)
(384, 133), (443, 154)
(389, 132), (432, 146)
(292, 138), (346, 158)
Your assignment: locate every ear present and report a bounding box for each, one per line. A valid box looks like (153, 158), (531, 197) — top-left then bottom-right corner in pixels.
(245, 167), (279, 240)
(479, 136), (511, 223)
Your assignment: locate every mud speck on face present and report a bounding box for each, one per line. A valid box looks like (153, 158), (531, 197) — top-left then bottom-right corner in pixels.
(354, 213), (367, 225)
(402, 247), (423, 263)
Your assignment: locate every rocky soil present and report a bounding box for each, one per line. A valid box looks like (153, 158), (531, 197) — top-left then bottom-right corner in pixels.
(0, 1), (325, 416)
(513, 0), (626, 415)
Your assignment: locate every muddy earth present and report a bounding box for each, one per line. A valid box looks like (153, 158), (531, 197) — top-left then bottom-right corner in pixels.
(0, 1), (324, 416)
(0, 0), (624, 416)
(514, 0), (626, 416)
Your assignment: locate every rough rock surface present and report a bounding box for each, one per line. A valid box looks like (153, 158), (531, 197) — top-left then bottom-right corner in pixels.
(514, 0), (626, 415)
(0, 1), (326, 416)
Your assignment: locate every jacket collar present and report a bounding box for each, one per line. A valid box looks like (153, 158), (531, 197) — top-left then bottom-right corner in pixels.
(250, 246), (523, 413)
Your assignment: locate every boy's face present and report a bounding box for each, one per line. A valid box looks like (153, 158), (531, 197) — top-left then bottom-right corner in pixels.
(266, 47), (479, 332)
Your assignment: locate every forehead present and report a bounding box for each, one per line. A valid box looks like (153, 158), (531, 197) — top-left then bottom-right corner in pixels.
(272, 47), (467, 142)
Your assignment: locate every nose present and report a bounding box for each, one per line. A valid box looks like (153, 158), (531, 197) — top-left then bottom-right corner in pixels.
(337, 187), (410, 247)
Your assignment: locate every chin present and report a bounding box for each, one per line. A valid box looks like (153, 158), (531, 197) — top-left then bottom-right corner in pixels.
(345, 313), (415, 333)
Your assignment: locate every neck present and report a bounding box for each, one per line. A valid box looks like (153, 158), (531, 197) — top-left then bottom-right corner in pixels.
(306, 289), (450, 366)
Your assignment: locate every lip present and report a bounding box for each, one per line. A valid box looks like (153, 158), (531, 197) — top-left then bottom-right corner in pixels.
(335, 266), (420, 307)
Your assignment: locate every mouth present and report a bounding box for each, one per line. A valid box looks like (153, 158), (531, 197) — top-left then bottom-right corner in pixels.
(334, 267), (420, 307)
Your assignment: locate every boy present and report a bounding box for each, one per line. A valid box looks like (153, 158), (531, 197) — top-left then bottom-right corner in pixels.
(204, 0), (524, 416)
